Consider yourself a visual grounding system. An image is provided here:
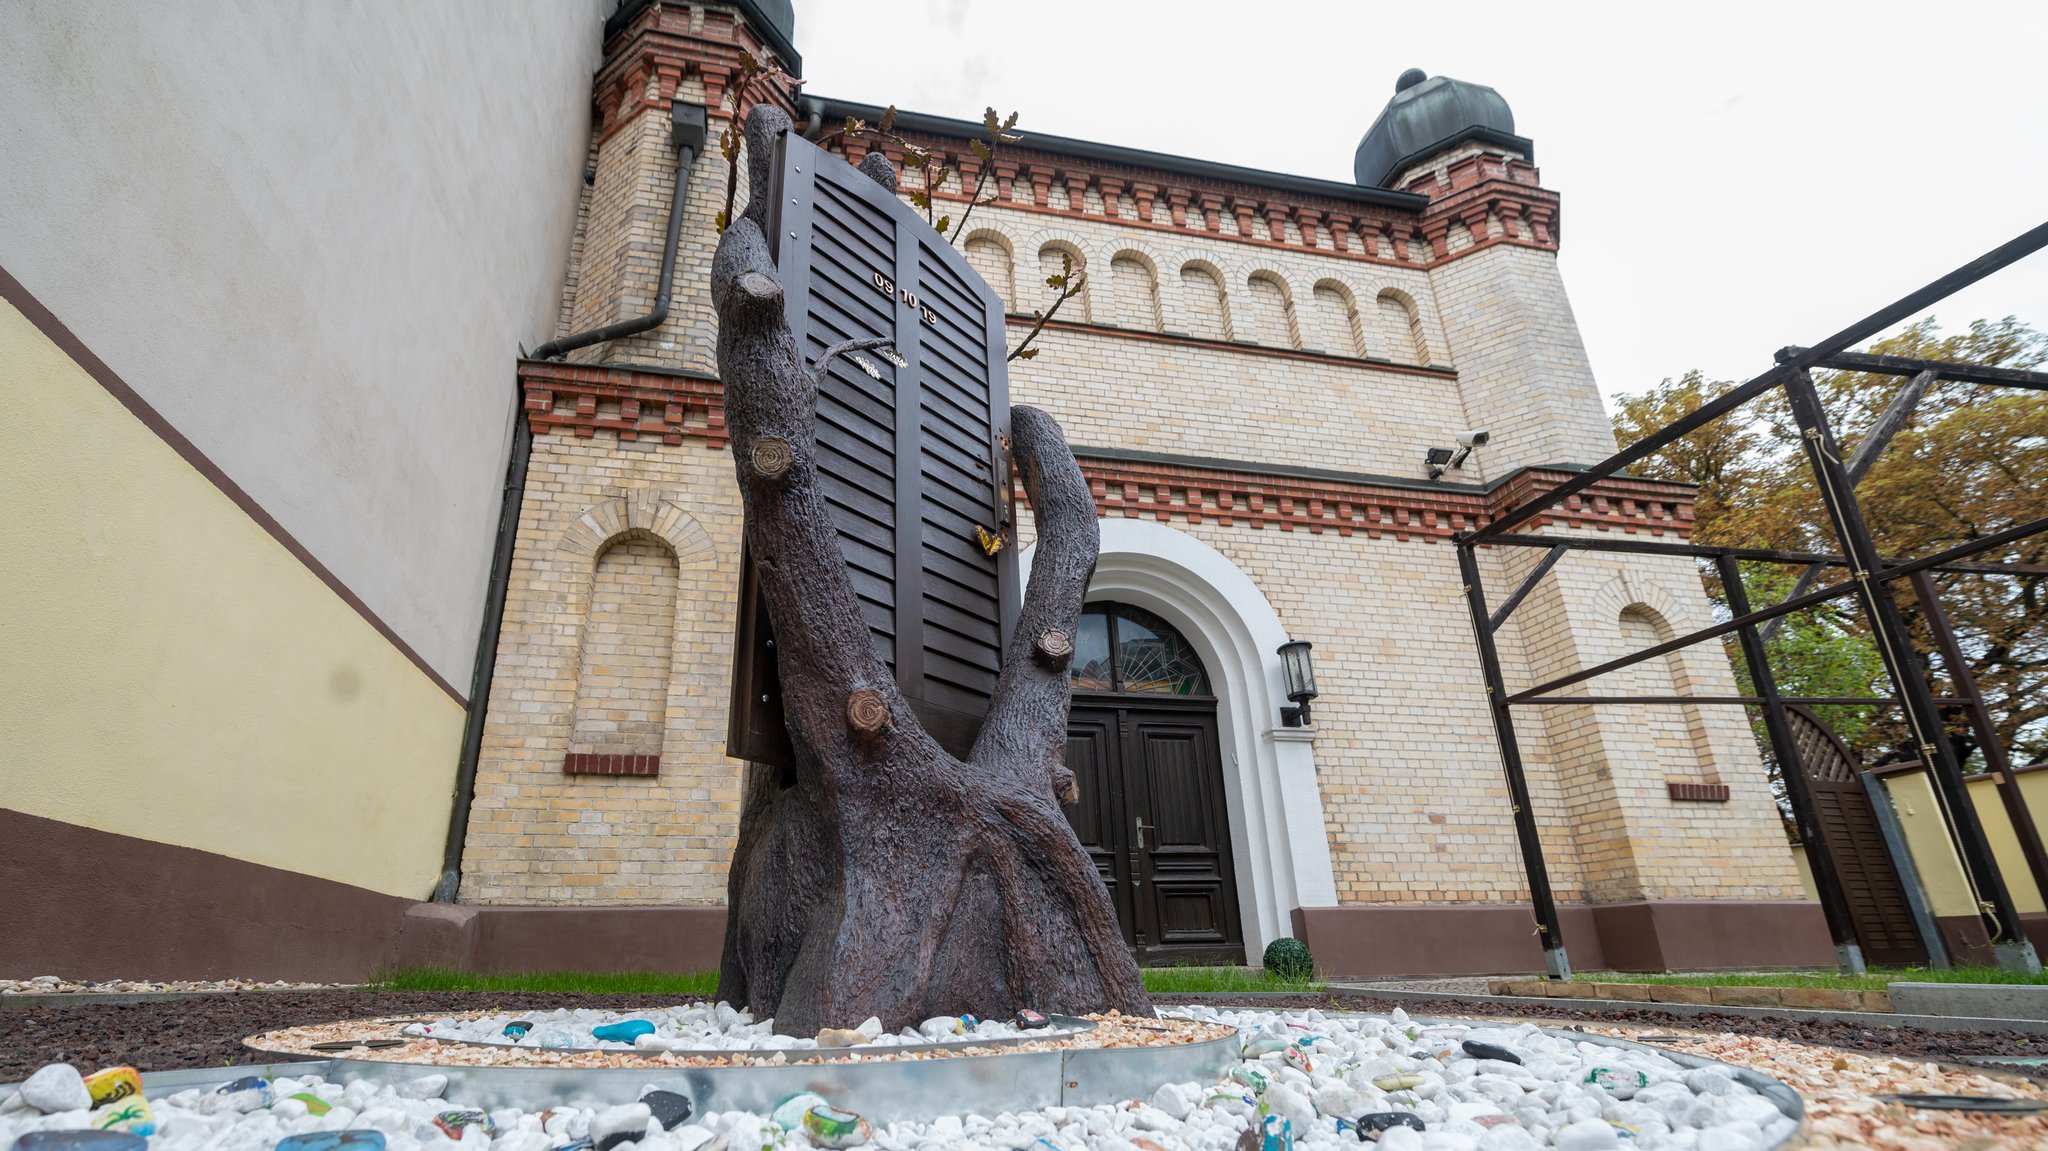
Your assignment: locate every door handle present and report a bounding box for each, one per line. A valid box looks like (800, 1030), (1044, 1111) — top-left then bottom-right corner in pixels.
(1135, 817), (1154, 850)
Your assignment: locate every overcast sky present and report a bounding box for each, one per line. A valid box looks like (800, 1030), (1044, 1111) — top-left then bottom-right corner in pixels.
(790, 0), (2046, 407)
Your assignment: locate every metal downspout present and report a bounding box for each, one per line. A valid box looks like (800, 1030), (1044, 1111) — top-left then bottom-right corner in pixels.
(532, 101), (707, 361)
(433, 410), (530, 902)
(432, 100), (707, 901)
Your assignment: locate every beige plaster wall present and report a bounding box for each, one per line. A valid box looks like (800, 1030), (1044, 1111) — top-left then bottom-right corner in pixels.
(1, 299), (463, 898)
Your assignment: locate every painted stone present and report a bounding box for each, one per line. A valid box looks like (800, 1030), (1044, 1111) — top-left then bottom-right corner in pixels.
(1013, 1009), (1049, 1029)
(591, 1020), (655, 1043)
(1255, 1115), (1293, 1150)
(1242, 1037), (1290, 1057)
(1462, 1040), (1522, 1065)
(287, 1093), (332, 1116)
(215, 1076), (269, 1096)
(802, 1104), (872, 1148)
(432, 1109), (493, 1139)
(1283, 1045), (1313, 1074)
(1371, 1074), (1425, 1092)
(1356, 1111), (1427, 1138)
(12, 1133), (148, 1150)
(82, 1068), (141, 1109)
(274, 1133), (390, 1151)
(640, 1090), (691, 1130)
(90, 1096), (155, 1136)
(1229, 1065), (1269, 1093)
(503, 1020), (534, 1039)
(769, 1092), (828, 1131)
(1583, 1067), (1648, 1098)
(917, 1015), (964, 1039)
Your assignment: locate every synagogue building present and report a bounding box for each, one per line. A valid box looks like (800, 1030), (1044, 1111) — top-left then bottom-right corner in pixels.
(2, 0), (1827, 980)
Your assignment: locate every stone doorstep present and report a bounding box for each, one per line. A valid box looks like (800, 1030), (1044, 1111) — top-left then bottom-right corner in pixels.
(1484, 979), (1893, 1012)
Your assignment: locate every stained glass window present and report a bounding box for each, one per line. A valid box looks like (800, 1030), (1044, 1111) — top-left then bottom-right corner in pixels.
(1070, 609), (1114, 691)
(1068, 603), (1212, 696)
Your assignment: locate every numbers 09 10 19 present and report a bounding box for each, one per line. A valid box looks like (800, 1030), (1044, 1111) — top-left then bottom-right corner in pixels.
(872, 271), (940, 327)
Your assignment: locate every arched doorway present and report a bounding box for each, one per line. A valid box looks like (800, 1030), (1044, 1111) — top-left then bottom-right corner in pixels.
(1062, 602), (1246, 965)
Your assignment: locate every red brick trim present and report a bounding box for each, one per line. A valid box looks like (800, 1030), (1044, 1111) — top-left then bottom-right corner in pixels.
(516, 362), (1696, 541)
(1667, 782), (1731, 803)
(520, 360), (727, 448)
(592, 3), (799, 146)
(827, 131), (1562, 271)
(1063, 459), (1694, 542)
(563, 752), (661, 777)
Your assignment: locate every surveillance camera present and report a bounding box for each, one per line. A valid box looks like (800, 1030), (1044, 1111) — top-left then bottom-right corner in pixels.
(1457, 430), (1491, 448)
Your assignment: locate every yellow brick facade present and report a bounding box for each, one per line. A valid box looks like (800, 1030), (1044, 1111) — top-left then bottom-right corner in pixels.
(457, 30), (1805, 928)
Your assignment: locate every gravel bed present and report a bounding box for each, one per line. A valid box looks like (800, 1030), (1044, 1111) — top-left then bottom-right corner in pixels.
(388, 1002), (1090, 1053)
(1193, 993), (2048, 1072)
(4, 1005), (1803, 1150)
(6, 990), (2045, 1085)
(2, 977), (339, 996)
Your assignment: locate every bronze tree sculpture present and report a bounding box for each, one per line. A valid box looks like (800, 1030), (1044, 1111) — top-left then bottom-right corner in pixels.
(712, 105), (1152, 1033)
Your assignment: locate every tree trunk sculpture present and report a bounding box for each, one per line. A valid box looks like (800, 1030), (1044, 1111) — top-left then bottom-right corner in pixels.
(712, 106), (1153, 1034)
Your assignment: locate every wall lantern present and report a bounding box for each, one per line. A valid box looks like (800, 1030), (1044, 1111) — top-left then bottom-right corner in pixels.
(1277, 640), (1318, 727)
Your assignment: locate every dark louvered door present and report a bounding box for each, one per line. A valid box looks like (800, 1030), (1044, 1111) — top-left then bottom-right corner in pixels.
(1791, 706), (1928, 966)
(729, 128), (1018, 764)
(1064, 696), (1244, 965)
(1065, 707), (1136, 942)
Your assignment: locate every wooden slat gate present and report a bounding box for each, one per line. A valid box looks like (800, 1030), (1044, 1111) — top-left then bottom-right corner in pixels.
(728, 128), (1020, 765)
(1789, 705), (1929, 966)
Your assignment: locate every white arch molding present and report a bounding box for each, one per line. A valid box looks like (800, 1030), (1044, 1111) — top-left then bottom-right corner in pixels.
(1022, 519), (1339, 957)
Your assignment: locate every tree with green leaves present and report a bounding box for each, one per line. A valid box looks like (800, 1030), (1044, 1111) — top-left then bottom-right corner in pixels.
(1614, 318), (2048, 782)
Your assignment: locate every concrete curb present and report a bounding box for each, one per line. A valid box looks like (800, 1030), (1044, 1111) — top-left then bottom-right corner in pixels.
(0, 988), (362, 1012)
(1324, 983), (2048, 1036)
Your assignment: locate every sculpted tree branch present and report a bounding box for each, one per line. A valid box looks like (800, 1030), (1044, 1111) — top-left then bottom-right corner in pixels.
(713, 104), (1150, 1033)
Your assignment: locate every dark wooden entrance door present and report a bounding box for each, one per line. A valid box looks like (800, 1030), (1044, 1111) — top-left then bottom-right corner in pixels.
(1790, 705), (1929, 966)
(1059, 604), (1244, 966)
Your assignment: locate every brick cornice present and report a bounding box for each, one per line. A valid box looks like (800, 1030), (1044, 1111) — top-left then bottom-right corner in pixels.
(1406, 152), (1562, 262)
(593, 2), (799, 144)
(834, 132), (1436, 271)
(518, 360), (1696, 541)
(520, 360), (727, 448)
(1054, 456), (1694, 541)
(828, 130), (1568, 272)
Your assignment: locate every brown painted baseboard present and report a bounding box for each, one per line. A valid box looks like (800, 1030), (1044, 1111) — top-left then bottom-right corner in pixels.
(396, 903), (727, 975)
(2, 810), (727, 982)
(0, 808), (415, 982)
(1291, 903), (1605, 977)
(1293, 899), (1834, 978)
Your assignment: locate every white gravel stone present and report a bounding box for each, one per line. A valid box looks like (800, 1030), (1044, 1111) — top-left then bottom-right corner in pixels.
(18, 1064), (91, 1114)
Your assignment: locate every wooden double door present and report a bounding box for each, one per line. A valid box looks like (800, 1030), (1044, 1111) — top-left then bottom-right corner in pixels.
(1063, 695), (1245, 965)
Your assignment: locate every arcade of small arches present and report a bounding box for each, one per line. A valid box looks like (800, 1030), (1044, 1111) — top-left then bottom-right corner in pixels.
(957, 226), (1439, 367)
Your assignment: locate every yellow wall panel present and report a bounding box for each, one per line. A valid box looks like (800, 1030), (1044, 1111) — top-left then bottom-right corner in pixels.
(0, 299), (462, 898)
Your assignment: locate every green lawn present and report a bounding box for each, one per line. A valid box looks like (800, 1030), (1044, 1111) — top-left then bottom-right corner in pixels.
(374, 967), (719, 996)
(375, 964), (1320, 997)
(1570, 965), (2048, 991)
(1140, 965), (1324, 994)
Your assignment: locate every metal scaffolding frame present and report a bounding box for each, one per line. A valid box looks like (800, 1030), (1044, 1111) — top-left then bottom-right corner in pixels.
(1452, 221), (2048, 979)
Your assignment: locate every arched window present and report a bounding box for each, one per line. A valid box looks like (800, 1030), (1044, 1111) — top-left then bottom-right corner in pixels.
(963, 232), (1014, 307)
(1177, 262), (1230, 340)
(1243, 271), (1297, 349)
(1037, 242), (1089, 322)
(566, 531), (678, 770)
(1307, 280), (1364, 356)
(1106, 252), (1162, 331)
(1375, 288), (1430, 365)
(1070, 603), (1211, 696)
(1616, 604), (1714, 780)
